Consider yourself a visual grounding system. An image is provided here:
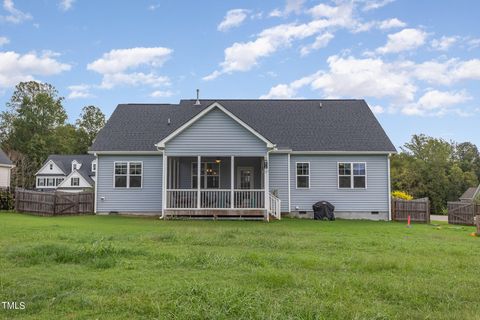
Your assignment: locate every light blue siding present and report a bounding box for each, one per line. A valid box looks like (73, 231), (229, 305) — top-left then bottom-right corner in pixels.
(96, 155), (162, 214)
(269, 154), (289, 212)
(165, 107), (267, 156)
(289, 155), (389, 215)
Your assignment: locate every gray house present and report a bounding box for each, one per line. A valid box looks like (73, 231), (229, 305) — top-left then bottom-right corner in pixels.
(35, 155), (96, 192)
(89, 99), (396, 220)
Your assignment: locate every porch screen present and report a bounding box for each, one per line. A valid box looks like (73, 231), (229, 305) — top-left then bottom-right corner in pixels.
(192, 162), (220, 189)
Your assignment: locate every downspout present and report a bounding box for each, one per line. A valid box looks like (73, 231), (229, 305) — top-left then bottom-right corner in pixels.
(387, 153), (392, 221)
(94, 152), (98, 214)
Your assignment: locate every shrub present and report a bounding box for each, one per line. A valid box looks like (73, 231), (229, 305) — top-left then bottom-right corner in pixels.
(391, 190), (414, 200)
(0, 188), (14, 210)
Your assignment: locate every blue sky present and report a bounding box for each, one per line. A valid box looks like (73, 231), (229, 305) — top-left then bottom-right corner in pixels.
(0, 0), (479, 148)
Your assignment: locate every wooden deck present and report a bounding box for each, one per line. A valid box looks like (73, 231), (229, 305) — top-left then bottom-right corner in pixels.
(164, 209), (266, 220)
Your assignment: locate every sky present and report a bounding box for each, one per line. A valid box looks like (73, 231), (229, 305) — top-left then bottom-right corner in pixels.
(0, 0), (479, 149)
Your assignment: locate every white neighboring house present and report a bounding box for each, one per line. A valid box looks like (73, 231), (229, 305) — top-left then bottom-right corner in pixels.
(35, 155), (96, 192)
(0, 149), (14, 188)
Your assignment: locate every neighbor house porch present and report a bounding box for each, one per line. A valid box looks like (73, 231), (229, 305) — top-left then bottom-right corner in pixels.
(163, 156), (280, 220)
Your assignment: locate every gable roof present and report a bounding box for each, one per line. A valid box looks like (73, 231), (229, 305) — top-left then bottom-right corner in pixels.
(0, 149), (12, 165)
(38, 154), (95, 182)
(57, 169), (94, 188)
(460, 186), (480, 200)
(90, 99), (397, 153)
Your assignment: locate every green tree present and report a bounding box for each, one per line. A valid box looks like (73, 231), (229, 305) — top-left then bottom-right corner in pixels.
(75, 105), (105, 148)
(0, 81), (67, 187)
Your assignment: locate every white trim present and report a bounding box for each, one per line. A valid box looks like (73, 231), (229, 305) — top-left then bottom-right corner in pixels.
(113, 161), (144, 189)
(287, 153), (291, 213)
(57, 170), (92, 189)
(337, 162), (367, 189)
(35, 159), (65, 175)
(231, 156), (234, 209)
(154, 102), (275, 149)
(161, 153), (167, 218)
(94, 154), (98, 214)
(387, 154), (392, 221)
(0, 164), (14, 168)
(236, 166), (254, 189)
(91, 160), (97, 173)
(197, 156), (201, 208)
(295, 161), (310, 189)
(289, 151), (396, 155)
(88, 151), (163, 155)
(265, 154), (269, 221)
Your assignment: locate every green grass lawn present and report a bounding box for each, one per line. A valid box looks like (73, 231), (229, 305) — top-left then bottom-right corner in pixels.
(0, 213), (479, 319)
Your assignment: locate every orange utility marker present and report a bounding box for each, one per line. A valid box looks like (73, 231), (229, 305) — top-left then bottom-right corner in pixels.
(407, 215), (411, 228)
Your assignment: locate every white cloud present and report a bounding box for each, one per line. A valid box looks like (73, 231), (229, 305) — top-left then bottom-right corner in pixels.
(300, 32), (334, 56)
(100, 72), (170, 89)
(430, 36), (458, 51)
(262, 54), (480, 116)
(362, 0), (395, 11)
(87, 47), (173, 89)
(0, 36), (9, 46)
(412, 59), (480, 85)
(150, 90), (174, 98)
(370, 105), (385, 114)
(67, 84), (93, 99)
(269, 0), (305, 18)
(87, 47), (172, 74)
(403, 90), (471, 116)
(0, 51), (71, 89)
(376, 28), (427, 54)
(217, 9), (249, 32)
(205, 2), (356, 80)
(378, 18), (406, 30)
(59, 0), (75, 11)
(1, 0), (32, 23)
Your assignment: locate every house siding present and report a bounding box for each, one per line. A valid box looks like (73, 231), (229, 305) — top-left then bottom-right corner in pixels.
(165, 108), (267, 156)
(289, 154), (390, 220)
(0, 167), (10, 188)
(269, 154), (289, 212)
(96, 155), (163, 214)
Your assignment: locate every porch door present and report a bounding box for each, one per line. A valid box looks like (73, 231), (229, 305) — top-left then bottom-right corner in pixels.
(237, 167), (254, 189)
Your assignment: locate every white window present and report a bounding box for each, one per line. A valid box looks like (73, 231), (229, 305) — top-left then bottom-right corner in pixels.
(114, 162), (142, 188)
(49, 163), (53, 170)
(72, 163), (77, 171)
(296, 162), (310, 189)
(129, 162), (142, 188)
(338, 162), (366, 189)
(47, 178), (55, 187)
(191, 162), (220, 189)
(37, 178), (45, 187)
(56, 178), (64, 186)
(71, 177), (80, 186)
(92, 161), (97, 172)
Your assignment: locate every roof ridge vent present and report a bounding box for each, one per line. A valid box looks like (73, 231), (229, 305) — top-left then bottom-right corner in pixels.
(194, 89), (201, 106)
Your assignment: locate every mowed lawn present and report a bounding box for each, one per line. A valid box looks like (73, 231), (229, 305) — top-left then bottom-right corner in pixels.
(0, 213), (479, 319)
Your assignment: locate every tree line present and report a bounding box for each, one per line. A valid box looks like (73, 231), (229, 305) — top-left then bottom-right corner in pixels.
(391, 134), (480, 214)
(0, 81), (105, 188)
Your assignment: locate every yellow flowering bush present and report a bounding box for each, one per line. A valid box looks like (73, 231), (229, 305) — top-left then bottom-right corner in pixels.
(391, 190), (414, 200)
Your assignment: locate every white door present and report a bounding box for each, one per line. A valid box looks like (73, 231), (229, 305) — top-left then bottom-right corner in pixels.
(236, 167), (254, 189)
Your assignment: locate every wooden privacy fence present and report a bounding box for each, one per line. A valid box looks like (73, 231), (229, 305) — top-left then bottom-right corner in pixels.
(15, 189), (94, 216)
(391, 197), (430, 223)
(447, 202), (480, 226)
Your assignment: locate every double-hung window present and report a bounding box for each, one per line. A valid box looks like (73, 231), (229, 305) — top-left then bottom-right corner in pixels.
(338, 162), (366, 189)
(71, 177), (80, 186)
(296, 162), (310, 189)
(191, 162), (220, 189)
(37, 178), (45, 187)
(114, 162), (143, 188)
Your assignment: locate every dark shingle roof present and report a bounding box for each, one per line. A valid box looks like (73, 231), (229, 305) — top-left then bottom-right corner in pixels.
(40, 154), (95, 185)
(91, 99), (396, 152)
(460, 187), (479, 200)
(0, 149), (12, 165)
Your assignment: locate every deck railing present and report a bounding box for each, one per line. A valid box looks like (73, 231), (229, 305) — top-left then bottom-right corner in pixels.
(166, 189), (265, 209)
(268, 193), (282, 220)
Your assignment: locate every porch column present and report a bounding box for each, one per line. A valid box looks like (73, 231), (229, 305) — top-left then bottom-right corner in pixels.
(231, 156), (234, 209)
(197, 155), (201, 209)
(161, 153), (167, 218)
(264, 154), (270, 221)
